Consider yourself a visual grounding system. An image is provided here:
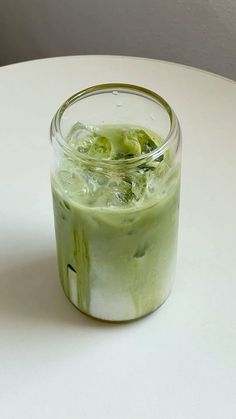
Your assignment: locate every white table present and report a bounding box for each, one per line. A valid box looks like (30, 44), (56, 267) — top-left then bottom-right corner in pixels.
(0, 56), (236, 419)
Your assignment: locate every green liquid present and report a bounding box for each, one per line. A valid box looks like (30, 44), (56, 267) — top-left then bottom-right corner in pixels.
(52, 124), (180, 321)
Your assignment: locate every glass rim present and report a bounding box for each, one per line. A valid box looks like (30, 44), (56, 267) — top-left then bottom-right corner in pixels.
(50, 83), (180, 167)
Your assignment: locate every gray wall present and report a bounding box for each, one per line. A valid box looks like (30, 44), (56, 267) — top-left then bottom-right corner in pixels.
(0, 0), (236, 79)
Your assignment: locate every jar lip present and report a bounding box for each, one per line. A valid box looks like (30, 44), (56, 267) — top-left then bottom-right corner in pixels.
(50, 83), (179, 167)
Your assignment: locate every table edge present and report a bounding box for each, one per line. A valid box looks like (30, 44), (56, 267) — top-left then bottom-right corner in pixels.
(0, 54), (235, 85)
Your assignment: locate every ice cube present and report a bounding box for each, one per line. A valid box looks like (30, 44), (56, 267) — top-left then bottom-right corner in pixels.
(88, 136), (112, 159)
(67, 122), (95, 153)
(122, 129), (142, 157)
(131, 172), (147, 201)
(146, 161), (170, 195)
(115, 178), (134, 204)
(57, 165), (89, 200)
(58, 169), (74, 186)
(85, 170), (108, 194)
(67, 122), (113, 159)
(105, 176), (134, 206)
(117, 128), (161, 159)
(92, 171), (148, 208)
(136, 129), (158, 154)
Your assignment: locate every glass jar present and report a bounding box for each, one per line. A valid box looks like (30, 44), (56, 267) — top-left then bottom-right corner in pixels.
(50, 84), (181, 322)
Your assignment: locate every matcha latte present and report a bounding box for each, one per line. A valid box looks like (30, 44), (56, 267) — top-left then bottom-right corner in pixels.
(50, 85), (181, 321)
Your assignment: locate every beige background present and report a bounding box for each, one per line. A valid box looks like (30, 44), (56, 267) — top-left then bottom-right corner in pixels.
(0, 0), (235, 79)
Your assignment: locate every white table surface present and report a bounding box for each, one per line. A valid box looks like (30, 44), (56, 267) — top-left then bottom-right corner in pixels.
(0, 55), (236, 419)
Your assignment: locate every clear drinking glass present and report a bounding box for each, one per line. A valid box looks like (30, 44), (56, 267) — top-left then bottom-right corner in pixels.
(50, 84), (181, 322)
